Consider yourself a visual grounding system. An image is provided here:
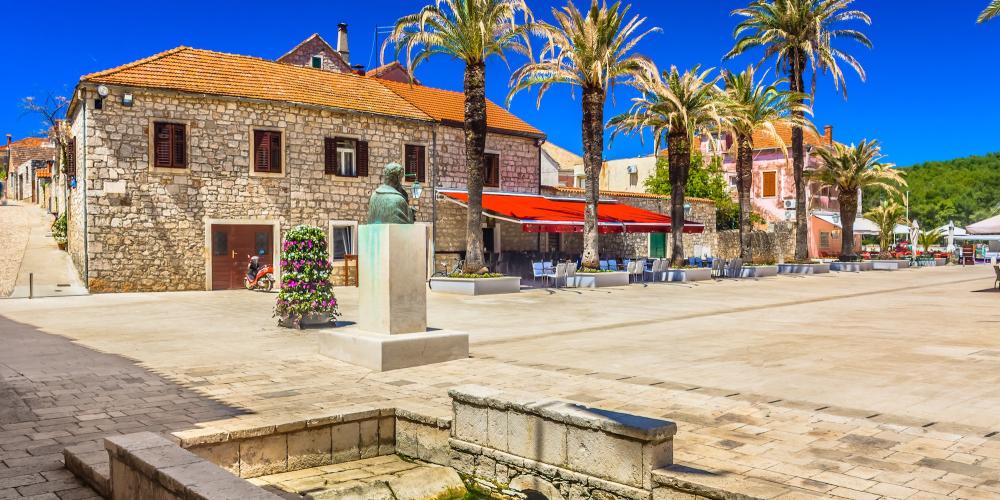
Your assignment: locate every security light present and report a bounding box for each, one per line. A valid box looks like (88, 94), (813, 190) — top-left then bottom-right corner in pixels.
(96, 85), (110, 98)
(411, 181), (423, 200)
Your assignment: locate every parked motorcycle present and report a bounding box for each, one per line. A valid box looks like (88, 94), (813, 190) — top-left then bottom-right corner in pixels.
(244, 255), (275, 291)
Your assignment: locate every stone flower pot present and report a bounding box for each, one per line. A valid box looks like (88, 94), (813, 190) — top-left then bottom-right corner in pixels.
(429, 276), (521, 295)
(279, 312), (333, 329)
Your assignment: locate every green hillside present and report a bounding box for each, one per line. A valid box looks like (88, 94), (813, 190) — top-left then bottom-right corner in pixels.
(863, 152), (1000, 229)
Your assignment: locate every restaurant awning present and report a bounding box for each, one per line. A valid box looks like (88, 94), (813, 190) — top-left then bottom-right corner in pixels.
(439, 190), (705, 234)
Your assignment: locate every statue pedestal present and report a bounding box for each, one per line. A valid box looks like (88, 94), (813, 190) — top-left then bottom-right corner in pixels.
(320, 224), (469, 371)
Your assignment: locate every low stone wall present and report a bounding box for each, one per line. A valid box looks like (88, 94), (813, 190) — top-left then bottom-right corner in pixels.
(716, 221), (796, 263)
(448, 385), (677, 500)
(104, 432), (279, 500)
(171, 407), (395, 478)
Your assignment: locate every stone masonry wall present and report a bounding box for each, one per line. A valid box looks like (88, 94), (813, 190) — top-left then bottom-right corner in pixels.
(67, 85), (540, 292)
(716, 221), (797, 263)
(276, 36), (353, 73)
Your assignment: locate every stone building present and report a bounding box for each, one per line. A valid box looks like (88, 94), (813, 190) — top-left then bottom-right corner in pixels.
(1, 136), (57, 208)
(63, 42), (547, 292)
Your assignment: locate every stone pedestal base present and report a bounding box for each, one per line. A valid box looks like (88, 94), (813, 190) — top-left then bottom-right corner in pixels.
(319, 327), (469, 372)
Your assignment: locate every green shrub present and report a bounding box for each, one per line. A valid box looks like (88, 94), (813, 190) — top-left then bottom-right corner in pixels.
(274, 225), (340, 324)
(446, 272), (505, 279)
(51, 214), (67, 244)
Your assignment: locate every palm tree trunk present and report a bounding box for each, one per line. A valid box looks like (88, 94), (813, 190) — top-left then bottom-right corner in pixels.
(462, 62), (487, 273)
(838, 187), (859, 261)
(667, 128), (690, 267)
(736, 136), (753, 262)
(790, 50), (809, 261)
(580, 86), (605, 269)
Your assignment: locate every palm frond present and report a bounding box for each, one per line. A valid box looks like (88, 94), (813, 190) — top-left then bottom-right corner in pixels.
(980, 0), (1000, 23)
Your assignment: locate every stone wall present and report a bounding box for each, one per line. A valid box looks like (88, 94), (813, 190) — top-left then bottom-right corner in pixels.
(448, 385), (677, 500)
(715, 221), (797, 263)
(66, 85), (539, 292)
(276, 35), (353, 73)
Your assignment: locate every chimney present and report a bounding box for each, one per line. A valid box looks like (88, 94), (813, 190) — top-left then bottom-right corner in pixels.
(352, 64), (365, 76)
(337, 23), (350, 65)
(824, 125), (833, 145)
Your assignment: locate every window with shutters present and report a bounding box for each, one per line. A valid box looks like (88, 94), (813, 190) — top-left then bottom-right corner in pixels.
(404, 144), (426, 182)
(252, 129), (282, 174)
(484, 153), (500, 188)
(152, 122), (187, 169)
(325, 137), (368, 177)
(762, 171), (777, 198)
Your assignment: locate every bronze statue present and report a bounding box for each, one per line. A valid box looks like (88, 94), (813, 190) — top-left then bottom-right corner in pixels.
(367, 163), (414, 224)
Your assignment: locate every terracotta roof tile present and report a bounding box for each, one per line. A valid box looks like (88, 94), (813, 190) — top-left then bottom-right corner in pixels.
(81, 47), (432, 122)
(751, 121), (833, 150)
(1, 137), (50, 150)
(35, 167), (51, 178)
(378, 79), (543, 137)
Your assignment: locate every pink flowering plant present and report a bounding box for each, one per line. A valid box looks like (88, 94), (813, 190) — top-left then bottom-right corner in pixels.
(274, 225), (340, 324)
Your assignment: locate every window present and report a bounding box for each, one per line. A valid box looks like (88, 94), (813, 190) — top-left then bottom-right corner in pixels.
(254, 231), (270, 257)
(330, 222), (357, 261)
(311, 55), (323, 68)
(484, 153), (500, 188)
(819, 231), (831, 248)
(253, 130), (282, 173)
(325, 137), (369, 177)
(629, 172), (638, 187)
(762, 171), (777, 197)
(404, 144), (426, 182)
(153, 122), (187, 168)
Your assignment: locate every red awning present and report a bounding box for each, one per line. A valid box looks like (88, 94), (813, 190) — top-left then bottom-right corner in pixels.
(439, 190), (704, 234)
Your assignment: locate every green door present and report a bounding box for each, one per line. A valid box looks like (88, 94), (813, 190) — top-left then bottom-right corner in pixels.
(650, 233), (667, 258)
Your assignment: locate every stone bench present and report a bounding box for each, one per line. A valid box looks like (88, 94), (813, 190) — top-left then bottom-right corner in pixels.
(448, 385), (677, 499)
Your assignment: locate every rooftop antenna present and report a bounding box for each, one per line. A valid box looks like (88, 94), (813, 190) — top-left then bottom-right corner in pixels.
(368, 25), (396, 70)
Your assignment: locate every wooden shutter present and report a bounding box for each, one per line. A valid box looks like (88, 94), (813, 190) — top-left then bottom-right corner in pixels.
(416, 145), (426, 182)
(269, 132), (282, 173)
(65, 138), (76, 183)
(484, 153), (499, 187)
(154, 123), (172, 167)
(324, 137), (338, 174)
(172, 124), (186, 167)
(762, 171), (777, 197)
(253, 130), (270, 172)
(356, 140), (369, 177)
(404, 144), (425, 182)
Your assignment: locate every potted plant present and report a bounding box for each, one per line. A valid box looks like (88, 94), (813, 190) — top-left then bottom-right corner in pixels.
(51, 214), (68, 250)
(274, 225), (340, 329)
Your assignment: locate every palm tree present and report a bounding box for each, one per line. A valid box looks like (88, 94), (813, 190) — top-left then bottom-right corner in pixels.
(864, 200), (904, 258)
(980, 0), (1000, 23)
(386, 0), (531, 273)
(720, 65), (809, 262)
(508, 0), (659, 269)
(609, 66), (724, 266)
(917, 229), (943, 253)
(726, 0), (873, 261)
(811, 139), (904, 261)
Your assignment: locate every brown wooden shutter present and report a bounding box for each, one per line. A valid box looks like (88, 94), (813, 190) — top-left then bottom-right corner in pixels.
(416, 146), (426, 182)
(253, 130), (269, 172)
(324, 137), (337, 174)
(484, 153), (499, 187)
(65, 138), (76, 183)
(172, 124), (186, 167)
(356, 140), (369, 177)
(154, 123), (171, 167)
(269, 132), (282, 173)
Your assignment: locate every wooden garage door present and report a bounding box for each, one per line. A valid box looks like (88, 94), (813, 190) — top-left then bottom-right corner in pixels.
(210, 224), (274, 290)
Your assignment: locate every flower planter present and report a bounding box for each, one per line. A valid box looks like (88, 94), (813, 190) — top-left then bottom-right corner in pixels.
(569, 271), (629, 288)
(872, 259), (910, 271)
(278, 312), (333, 329)
(429, 276), (521, 295)
(740, 265), (778, 278)
(777, 263), (831, 274)
(56, 241), (67, 251)
(829, 261), (874, 272)
(663, 268), (713, 282)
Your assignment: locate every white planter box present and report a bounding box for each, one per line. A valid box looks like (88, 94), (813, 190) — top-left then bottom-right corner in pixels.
(429, 277), (521, 295)
(569, 271), (630, 288)
(871, 259), (911, 270)
(777, 263), (831, 274)
(829, 261), (875, 272)
(740, 265), (778, 278)
(663, 268), (713, 282)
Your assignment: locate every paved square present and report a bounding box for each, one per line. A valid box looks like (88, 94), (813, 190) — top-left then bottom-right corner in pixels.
(1, 265), (998, 498)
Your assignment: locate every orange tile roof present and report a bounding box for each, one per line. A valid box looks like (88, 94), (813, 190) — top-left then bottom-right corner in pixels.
(35, 167), (51, 178)
(751, 121), (833, 150)
(1, 137), (50, 150)
(80, 47), (432, 122)
(379, 79), (543, 137)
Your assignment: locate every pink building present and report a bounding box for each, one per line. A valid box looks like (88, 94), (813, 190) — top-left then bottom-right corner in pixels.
(700, 122), (861, 258)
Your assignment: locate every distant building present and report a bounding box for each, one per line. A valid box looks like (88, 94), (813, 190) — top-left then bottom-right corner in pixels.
(1, 137), (57, 209)
(540, 142), (581, 187)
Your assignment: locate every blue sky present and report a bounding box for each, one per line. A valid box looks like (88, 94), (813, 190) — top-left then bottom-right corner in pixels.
(3, 1), (998, 167)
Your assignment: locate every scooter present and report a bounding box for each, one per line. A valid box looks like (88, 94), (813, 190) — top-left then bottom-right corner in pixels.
(244, 255), (275, 291)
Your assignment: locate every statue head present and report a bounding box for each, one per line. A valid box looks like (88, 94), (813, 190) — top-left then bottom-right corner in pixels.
(383, 163), (405, 192)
